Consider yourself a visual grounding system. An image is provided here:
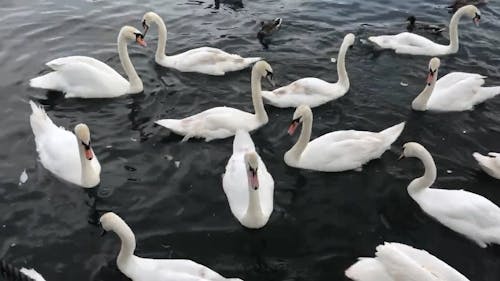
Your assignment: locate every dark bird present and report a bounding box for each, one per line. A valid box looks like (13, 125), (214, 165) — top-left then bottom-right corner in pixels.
(447, 0), (488, 13)
(406, 16), (446, 34)
(257, 18), (283, 49)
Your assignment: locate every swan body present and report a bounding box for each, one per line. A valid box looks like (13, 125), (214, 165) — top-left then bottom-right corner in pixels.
(369, 5), (480, 56)
(223, 130), (274, 229)
(100, 212), (243, 281)
(401, 142), (500, 248)
(29, 101), (100, 188)
(345, 242), (470, 281)
(19, 268), (47, 281)
(412, 57), (500, 111)
(142, 12), (260, 75)
(473, 152), (500, 179)
(155, 61), (273, 141)
(284, 105), (405, 172)
(261, 33), (355, 108)
(29, 26), (145, 98)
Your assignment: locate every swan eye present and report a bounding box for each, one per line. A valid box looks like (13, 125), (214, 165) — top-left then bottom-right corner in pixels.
(265, 70), (273, 78)
(81, 141), (91, 150)
(134, 33), (144, 40)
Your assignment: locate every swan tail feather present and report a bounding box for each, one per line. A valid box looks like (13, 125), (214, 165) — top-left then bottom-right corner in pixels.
(378, 122), (405, 146)
(345, 258), (387, 281)
(29, 100), (55, 137)
(233, 129), (255, 152)
(20, 268), (47, 281)
(29, 72), (62, 90)
(475, 86), (500, 105)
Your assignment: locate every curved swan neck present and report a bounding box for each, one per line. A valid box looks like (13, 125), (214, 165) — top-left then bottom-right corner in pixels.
(448, 8), (467, 53)
(408, 150), (437, 196)
(412, 69), (438, 111)
(77, 143), (99, 188)
(288, 110), (313, 159)
(150, 13), (168, 60)
(117, 30), (142, 93)
(112, 220), (136, 266)
(336, 40), (350, 89)
(244, 188), (263, 221)
(251, 69), (268, 123)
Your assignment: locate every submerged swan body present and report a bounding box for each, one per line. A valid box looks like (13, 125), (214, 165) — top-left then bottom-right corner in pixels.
(345, 242), (470, 281)
(401, 142), (500, 248)
(412, 57), (500, 111)
(369, 5), (481, 56)
(155, 61), (273, 141)
(29, 26), (146, 98)
(261, 33), (355, 108)
(29, 101), (100, 188)
(223, 130), (274, 229)
(100, 212), (243, 281)
(473, 152), (500, 179)
(284, 105), (405, 172)
(142, 12), (261, 75)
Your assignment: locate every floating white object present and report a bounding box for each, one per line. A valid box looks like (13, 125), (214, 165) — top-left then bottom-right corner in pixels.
(19, 169), (28, 185)
(400, 81), (408, 87)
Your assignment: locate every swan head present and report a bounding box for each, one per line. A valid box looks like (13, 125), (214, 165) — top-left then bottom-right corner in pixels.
(253, 61), (274, 86)
(426, 57), (440, 85)
(459, 5), (481, 25)
(343, 33), (355, 47)
(120, 25), (147, 47)
(100, 212), (125, 232)
(141, 11), (161, 36)
(75, 123), (94, 161)
(288, 105), (311, 135)
(399, 142), (427, 160)
(244, 152), (259, 190)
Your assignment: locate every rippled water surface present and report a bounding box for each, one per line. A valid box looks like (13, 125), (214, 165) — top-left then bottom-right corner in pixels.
(1, 0), (500, 280)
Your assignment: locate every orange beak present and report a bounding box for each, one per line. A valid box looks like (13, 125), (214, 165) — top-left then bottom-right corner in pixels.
(288, 120), (299, 135)
(136, 36), (147, 47)
(85, 148), (94, 160)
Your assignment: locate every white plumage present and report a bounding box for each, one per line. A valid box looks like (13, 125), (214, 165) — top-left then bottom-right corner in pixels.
(473, 152), (500, 179)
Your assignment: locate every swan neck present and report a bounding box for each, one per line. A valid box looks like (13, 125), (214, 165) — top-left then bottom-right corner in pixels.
(77, 143), (99, 188)
(117, 31), (142, 93)
(412, 69), (438, 111)
(251, 69), (268, 123)
(408, 150), (437, 196)
(114, 221), (136, 266)
(448, 9), (465, 52)
(151, 14), (168, 60)
(336, 41), (350, 89)
(244, 187), (263, 221)
(289, 111), (312, 159)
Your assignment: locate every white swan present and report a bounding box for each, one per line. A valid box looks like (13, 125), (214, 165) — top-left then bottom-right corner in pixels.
(19, 268), (47, 281)
(100, 212), (243, 281)
(412, 57), (500, 111)
(29, 101), (100, 188)
(345, 242), (470, 281)
(261, 33), (355, 108)
(401, 142), (500, 248)
(222, 130), (274, 229)
(284, 105), (405, 172)
(473, 152), (500, 179)
(29, 26), (146, 98)
(141, 12), (261, 75)
(368, 5), (481, 56)
(155, 61), (273, 141)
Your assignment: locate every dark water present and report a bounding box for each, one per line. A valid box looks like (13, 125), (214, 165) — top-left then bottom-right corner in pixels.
(1, 0), (500, 280)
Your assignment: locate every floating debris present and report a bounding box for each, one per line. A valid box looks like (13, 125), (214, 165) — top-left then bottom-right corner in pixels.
(106, 145), (113, 148)
(174, 161), (180, 168)
(130, 137), (138, 142)
(165, 154), (174, 161)
(19, 169), (28, 186)
(400, 81), (408, 87)
(330, 57), (337, 63)
(446, 170), (453, 174)
(462, 130), (467, 134)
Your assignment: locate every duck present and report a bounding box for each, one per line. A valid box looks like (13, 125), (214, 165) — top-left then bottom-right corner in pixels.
(222, 130), (274, 229)
(141, 11), (261, 75)
(369, 5), (481, 56)
(412, 57), (500, 111)
(155, 61), (273, 141)
(448, 0), (488, 13)
(473, 152), (500, 179)
(29, 101), (100, 188)
(261, 33), (355, 108)
(29, 26), (146, 98)
(257, 18), (282, 48)
(400, 142), (500, 248)
(406, 15), (446, 34)
(345, 242), (470, 281)
(0, 260), (46, 281)
(284, 105), (405, 172)
(99, 212), (243, 281)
